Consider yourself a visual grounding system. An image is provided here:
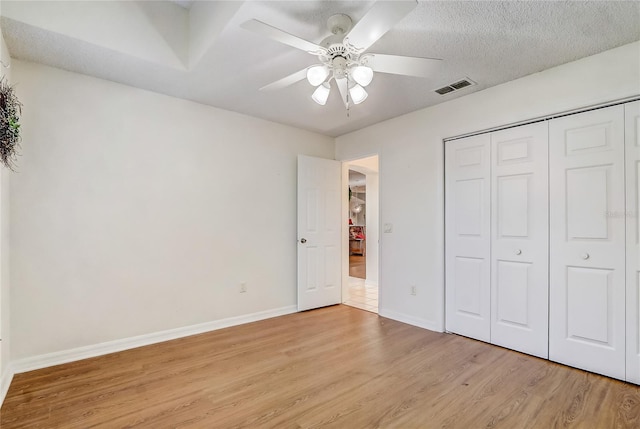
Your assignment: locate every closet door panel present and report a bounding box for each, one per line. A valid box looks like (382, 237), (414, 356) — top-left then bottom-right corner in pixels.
(566, 166), (609, 238)
(626, 100), (640, 384)
(549, 105), (625, 381)
(490, 122), (549, 358)
(445, 134), (491, 342)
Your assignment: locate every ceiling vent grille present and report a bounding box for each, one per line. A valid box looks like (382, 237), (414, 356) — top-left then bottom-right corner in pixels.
(435, 78), (476, 95)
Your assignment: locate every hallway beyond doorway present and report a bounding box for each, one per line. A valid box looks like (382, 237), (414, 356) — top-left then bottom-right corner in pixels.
(343, 155), (379, 314)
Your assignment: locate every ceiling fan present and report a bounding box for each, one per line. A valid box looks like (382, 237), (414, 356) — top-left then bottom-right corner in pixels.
(241, 0), (441, 109)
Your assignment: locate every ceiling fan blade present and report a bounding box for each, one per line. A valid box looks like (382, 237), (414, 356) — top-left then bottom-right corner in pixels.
(335, 78), (349, 109)
(345, 1), (417, 52)
(241, 19), (326, 54)
(364, 53), (442, 78)
(260, 68), (308, 91)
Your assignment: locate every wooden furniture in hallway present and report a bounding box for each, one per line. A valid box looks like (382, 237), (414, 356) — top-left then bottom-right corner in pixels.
(348, 225), (366, 256)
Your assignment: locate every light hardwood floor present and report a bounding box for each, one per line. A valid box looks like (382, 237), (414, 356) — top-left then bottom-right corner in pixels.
(349, 254), (365, 279)
(2, 305), (639, 428)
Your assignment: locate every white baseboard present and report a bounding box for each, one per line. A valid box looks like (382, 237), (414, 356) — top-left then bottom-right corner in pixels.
(0, 363), (14, 406)
(378, 308), (442, 332)
(11, 305), (297, 376)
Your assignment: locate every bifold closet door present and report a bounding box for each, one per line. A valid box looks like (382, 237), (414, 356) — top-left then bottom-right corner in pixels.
(626, 100), (640, 384)
(549, 105), (626, 381)
(490, 122), (549, 359)
(445, 133), (491, 342)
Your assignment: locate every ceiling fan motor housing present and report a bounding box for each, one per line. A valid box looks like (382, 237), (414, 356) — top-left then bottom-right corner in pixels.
(318, 14), (364, 79)
(319, 17), (363, 82)
(326, 43), (349, 60)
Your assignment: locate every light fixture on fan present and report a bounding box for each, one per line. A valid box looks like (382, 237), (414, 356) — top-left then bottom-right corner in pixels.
(241, 1), (443, 110)
(307, 64), (373, 106)
(348, 83), (368, 104)
(351, 66), (373, 87)
(306, 65), (330, 86)
(311, 82), (331, 105)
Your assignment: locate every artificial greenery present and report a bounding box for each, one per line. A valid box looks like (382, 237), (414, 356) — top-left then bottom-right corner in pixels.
(0, 77), (21, 170)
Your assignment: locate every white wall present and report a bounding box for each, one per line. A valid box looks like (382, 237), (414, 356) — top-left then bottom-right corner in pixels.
(335, 41), (640, 331)
(0, 17), (12, 400)
(10, 60), (334, 360)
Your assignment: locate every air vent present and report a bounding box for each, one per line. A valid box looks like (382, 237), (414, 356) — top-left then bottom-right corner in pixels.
(434, 77), (476, 96)
(450, 79), (472, 90)
(435, 86), (455, 95)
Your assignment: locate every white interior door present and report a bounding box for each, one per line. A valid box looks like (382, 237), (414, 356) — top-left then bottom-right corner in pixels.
(445, 134), (491, 342)
(297, 155), (342, 311)
(626, 100), (640, 384)
(549, 105), (626, 380)
(490, 122), (549, 358)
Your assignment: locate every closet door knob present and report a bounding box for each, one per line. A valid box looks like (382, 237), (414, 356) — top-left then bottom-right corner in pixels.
(300, 238), (307, 244)
(515, 249), (522, 255)
(582, 253), (590, 260)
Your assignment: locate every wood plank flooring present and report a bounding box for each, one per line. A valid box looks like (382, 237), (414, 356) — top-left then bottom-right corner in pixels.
(2, 305), (639, 428)
(349, 254), (365, 279)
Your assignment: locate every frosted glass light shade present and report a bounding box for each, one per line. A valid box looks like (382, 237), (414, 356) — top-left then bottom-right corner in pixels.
(351, 66), (373, 87)
(307, 65), (329, 86)
(312, 82), (331, 105)
(349, 84), (368, 104)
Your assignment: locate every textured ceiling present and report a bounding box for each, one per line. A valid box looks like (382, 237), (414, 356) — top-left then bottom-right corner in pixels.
(2, 1), (639, 137)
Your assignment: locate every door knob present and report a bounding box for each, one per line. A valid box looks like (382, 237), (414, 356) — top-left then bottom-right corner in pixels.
(515, 249), (522, 255)
(300, 238), (307, 244)
(582, 253), (590, 260)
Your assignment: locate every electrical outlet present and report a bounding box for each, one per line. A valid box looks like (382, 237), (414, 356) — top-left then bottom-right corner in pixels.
(240, 282), (247, 293)
(410, 284), (417, 296)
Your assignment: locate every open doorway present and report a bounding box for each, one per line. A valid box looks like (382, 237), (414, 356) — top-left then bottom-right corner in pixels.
(343, 156), (379, 313)
(349, 171), (366, 279)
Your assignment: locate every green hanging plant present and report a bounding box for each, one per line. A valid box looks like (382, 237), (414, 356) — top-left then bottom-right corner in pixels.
(0, 77), (21, 171)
